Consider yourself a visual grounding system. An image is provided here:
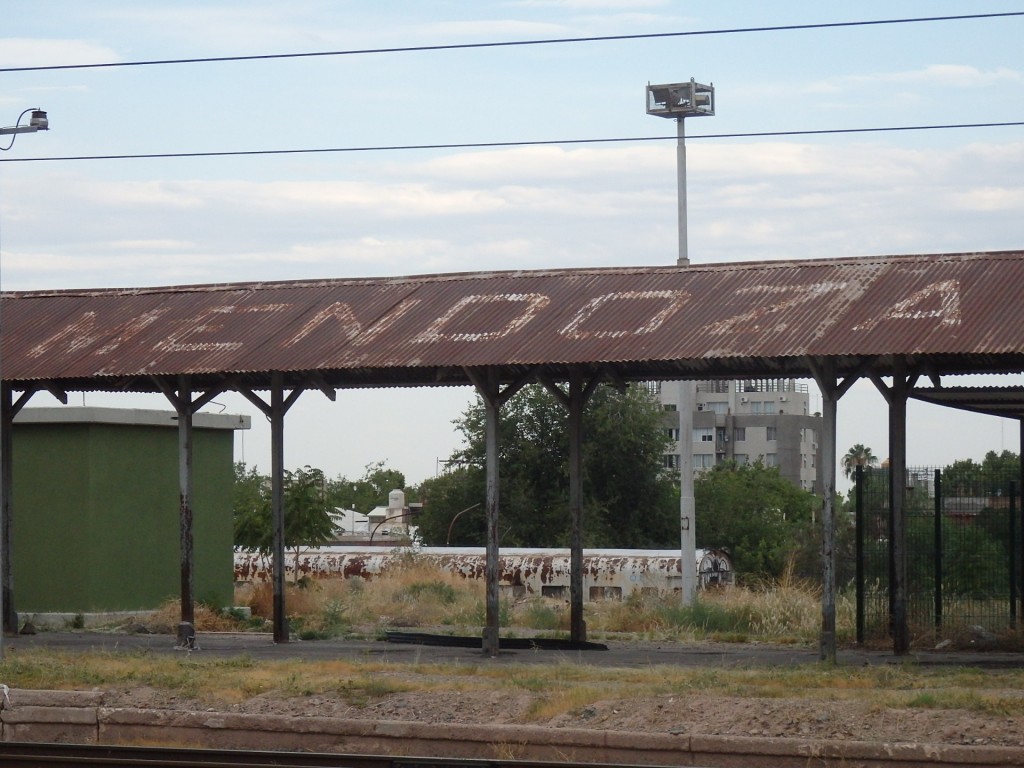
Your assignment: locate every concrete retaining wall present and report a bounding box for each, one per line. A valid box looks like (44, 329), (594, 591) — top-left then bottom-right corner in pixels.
(2, 689), (1023, 767)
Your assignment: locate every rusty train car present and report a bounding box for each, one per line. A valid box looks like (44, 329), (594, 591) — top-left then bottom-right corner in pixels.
(234, 547), (733, 600)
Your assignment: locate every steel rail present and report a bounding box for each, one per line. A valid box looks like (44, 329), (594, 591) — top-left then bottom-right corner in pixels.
(0, 741), (647, 768)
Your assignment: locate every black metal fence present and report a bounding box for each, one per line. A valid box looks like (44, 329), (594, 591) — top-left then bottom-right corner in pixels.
(855, 466), (1023, 643)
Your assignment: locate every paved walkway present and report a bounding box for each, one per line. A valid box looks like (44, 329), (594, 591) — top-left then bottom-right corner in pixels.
(5, 630), (1023, 668)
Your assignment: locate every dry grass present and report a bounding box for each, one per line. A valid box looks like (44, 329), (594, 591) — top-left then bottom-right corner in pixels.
(3, 563), (1022, 728)
(3, 645), (1023, 720)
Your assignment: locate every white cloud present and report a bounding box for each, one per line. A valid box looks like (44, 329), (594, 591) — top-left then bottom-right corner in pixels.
(0, 38), (120, 67)
(417, 20), (569, 38)
(508, 0), (669, 8)
(3, 137), (1021, 291)
(108, 239), (197, 251)
(853, 64), (1024, 88)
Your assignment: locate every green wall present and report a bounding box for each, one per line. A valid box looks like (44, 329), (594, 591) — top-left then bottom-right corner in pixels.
(12, 417), (235, 613)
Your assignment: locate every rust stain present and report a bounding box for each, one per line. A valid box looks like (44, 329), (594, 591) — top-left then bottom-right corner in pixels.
(4, 251), (1021, 391)
(233, 548), (734, 596)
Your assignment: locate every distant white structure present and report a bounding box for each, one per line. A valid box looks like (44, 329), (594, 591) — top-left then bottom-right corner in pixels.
(328, 508), (369, 536)
(328, 490), (415, 543)
(234, 547), (734, 598)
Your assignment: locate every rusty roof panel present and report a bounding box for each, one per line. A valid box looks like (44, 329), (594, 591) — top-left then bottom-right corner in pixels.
(3, 251), (1024, 390)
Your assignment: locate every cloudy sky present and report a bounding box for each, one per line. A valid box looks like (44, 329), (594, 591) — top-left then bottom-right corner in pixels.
(2, 1), (1022, 488)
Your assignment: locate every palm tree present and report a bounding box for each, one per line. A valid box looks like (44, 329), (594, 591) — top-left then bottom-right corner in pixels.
(842, 443), (878, 479)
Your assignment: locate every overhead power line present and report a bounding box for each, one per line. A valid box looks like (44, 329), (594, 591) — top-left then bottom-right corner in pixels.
(2, 121), (1021, 164)
(2, 12), (1022, 73)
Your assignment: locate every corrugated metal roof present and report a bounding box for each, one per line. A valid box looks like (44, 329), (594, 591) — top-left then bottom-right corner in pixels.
(3, 250), (1024, 393)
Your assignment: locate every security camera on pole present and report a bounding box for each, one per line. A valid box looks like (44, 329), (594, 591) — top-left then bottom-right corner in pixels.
(646, 79), (713, 604)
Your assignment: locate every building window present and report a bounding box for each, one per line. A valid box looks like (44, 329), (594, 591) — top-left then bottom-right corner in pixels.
(751, 401), (763, 415)
(734, 454), (748, 465)
(733, 427), (746, 442)
(663, 404), (677, 412)
(694, 427), (714, 442)
(663, 454), (680, 469)
(694, 453), (715, 469)
(766, 426), (777, 441)
(763, 401), (777, 415)
(707, 401), (728, 415)
(645, 381), (662, 396)
(765, 453), (778, 467)
(665, 428), (680, 441)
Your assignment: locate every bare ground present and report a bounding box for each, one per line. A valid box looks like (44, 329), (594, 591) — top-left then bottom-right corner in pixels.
(103, 676), (1024, 749)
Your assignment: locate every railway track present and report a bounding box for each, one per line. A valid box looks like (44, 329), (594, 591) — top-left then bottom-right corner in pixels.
(0, 742), (646, 768)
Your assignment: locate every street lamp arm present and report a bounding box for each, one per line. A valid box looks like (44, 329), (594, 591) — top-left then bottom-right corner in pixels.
(1, 109), (48, 151)
(446, 502), (482, 546)
(368, 512), (411, 544)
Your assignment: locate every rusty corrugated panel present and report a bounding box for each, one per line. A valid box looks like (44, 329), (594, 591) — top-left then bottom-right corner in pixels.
(4, 251), (1024, 389)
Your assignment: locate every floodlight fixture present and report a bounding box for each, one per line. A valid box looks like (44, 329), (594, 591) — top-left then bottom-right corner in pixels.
(646, 79), (714, 119)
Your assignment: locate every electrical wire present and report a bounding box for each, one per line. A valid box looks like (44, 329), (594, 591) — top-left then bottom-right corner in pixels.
(2, 12), (1022, 73)
(1, 120), (1021, 163)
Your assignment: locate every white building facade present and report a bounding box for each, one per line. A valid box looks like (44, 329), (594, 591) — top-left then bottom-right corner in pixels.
(656, 378), (822, 492)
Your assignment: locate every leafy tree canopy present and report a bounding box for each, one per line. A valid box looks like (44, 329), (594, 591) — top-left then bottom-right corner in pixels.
(233, 464), (337, 558)
(415, 383), (678, 548)
(695, 459), (818, 580)
(941, 450), (1020, 498)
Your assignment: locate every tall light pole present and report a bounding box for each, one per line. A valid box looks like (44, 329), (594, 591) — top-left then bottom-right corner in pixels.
(647, 79), (713, 604)
(0, 108), (49, 657)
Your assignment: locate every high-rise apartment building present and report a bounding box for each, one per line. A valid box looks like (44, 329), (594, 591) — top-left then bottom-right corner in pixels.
(654, 378), (822, 492)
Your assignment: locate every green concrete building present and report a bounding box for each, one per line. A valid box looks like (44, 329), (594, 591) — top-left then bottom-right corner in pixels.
(11, 407), (249, 616)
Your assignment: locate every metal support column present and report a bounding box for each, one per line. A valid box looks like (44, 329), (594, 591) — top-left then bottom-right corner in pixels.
(540, 370), (600, 644)
(481, 369), (501, 656)
(889, 366), (910, 655)
(0, 384), (13, 638)
(237, 373), (313, 645)
(934, 470), (944, 631)
(270, 373), (287, 644)
(678, 379), (697, 605)
(567, 372), (586, 643)
(675, 118), (689, 266)
(807, 355), (861, 663)
(177, 377), (195, 633)
(818, 381), (838, 662)
(855, 465), (864, 645)
(465, 367), (532, 656)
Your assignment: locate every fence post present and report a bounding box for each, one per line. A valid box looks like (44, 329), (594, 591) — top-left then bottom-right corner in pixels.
(1010, 481), (1017, 628)
(855, 465), (864, 645)
(934, 469), (942, 632)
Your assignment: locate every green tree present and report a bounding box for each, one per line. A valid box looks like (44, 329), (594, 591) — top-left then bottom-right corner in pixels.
(233, 463), (337, 580)
(695, 460), (818, 580)
(416, 383), (677, 548)
(842, 443), (879, 480)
